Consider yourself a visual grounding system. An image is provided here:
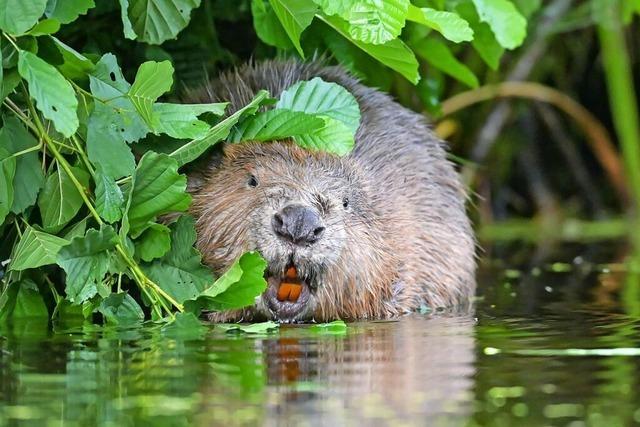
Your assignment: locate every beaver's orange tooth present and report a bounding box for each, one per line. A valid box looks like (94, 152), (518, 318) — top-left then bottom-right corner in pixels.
(285, 266), (297, 280)
(287, 283), (302, 302)
(277, 283), (291, 301)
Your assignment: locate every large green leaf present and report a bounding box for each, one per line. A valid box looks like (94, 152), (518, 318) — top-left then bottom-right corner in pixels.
(312, 0), (356, 16)
(129, 60), (174, 127)
(0, 147), (16, 224)
(228, 109), (325, 142)
(341, 0), (409, 45)
(86, 54), (147, 179)
(276, 77), (361, 132)
(98, 292), (144, 325)
(268, 0), (318, 57)
(18, 50), (79, 137)
(45, 0), (95, 24)
(9, 226), (69, 271)
(169, 90), (270, 166)
(143, 215), (213, 303)
(50, 36), (95, 80)
(57, 225), (118, 303)
(252, 0), (294, 50)
(471, 0), (526, 49)
(186, 251), (267, 312)
(152, 102), (227, 139)
(125, 0), (202, 44)
(294, 117), (354, 155)
(125, 151), (191, 236)
(412, 37), (479, 88)
(135, 223), (171, 262)
(38, 165), (90, 232)
(407, 5), (474, 43)
(0, 117), (45, 214)
(94, 168), (124, 223)
(25, 18), (60, 36)
(0, 280), (48, 320)
(0, 0), (47, 35)
(456, 1), (504, 70)
(321, 14), (419, 84)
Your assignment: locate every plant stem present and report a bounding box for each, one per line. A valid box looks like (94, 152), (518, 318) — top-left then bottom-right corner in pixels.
(597, 9), (640, 223)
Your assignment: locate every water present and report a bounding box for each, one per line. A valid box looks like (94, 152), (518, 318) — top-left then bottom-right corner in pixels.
(2, 246), (640, 427)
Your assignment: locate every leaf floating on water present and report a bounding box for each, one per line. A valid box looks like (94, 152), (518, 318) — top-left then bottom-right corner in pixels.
(309, 320), (348, 335)
(217, 321), (279, 334)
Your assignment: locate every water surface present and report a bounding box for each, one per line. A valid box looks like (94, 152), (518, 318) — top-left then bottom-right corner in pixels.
(2, 245), (640, 426)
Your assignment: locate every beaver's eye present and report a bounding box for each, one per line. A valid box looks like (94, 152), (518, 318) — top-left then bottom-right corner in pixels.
(342, 197), (349, 209)
(248, 175), (259, 188)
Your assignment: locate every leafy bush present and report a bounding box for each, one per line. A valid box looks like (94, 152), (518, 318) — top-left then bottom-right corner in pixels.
(0, 0), (531, 324)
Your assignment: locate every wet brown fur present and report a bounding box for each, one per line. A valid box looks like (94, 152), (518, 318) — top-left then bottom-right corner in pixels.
(186, 60), (476, 322)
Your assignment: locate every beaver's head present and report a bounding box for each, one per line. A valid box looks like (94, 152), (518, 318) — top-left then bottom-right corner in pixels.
(190, 141), (397, 323)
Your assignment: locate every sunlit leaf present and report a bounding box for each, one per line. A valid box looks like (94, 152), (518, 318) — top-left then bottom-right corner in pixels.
(268, 0), (318, 57)
(228, 109), (325, 142)
(276, 77), (361, 132)
(57, 225), (118, 303)
(471, 0), (526, 49)
(18, 50), (79, 137)
(407, 5), (474, 43)
(129, 60), (174, 127)
(456, 1), (504, 69)
(151, 102), (227, 139)
(169, 90), (270, 166)
(217, 321), (279, 334)
(9, 225), (69, 271)
(342, 0), (409, 45)
(0, 0), (47, 35)
(294, 116), (354, 155)
(321, 14), (419, 84)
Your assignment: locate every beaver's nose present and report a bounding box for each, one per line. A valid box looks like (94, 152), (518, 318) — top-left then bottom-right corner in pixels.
(272, 204), (325, 245)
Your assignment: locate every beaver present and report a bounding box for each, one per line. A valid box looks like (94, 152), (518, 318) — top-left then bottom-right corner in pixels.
(186, 60), (475, 323)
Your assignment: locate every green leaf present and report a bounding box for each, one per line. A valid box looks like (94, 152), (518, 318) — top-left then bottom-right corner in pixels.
(407, 5), (474, 43)
(309, 319), (347, 335)
(126, 0), (202, 44)
(456, 1), (503, 69)
(228, 109), (325, 142)
(25, 18), (60, 36)
(0, 116), (45, 214)
(0, 147), (16, 224)
(321, 14), (419, 84)
(94, 168), (124, 223)
(129, 60), (174, 127)
(9, 225), (68, 271)
(62, 218), (87, 240)
(151, 102), (227, 139)
(125, 151), (191, 236)
(98, 292), (144, 325)
(268, 0), (318, 57)
(57, 225), (118, 303)
(18, 50), (79, 137)
(38, 165), (90, 232)
(412, 37), (479, 88)
(169, 90), (270, 166)
(471, 0), (526, 49)
(50, 36), (95, 80)
(512, 0), (541, 18)
(341, 0), (409, 45)
(0, 280), (48, 320)
(143, 215), (213, 303)
(312, 0), (356, 16)
(252, 0), (294, 50)
(135, 223), (171, 262)
(45, 0), (95, 24)
(188, 251), (267, 312)
(276, 77), (361, 133)
(294, 116), (354, 155)
(161, 312), (207, 339)
(0, 0), (47, 35)
(1, 70), (21, 101)
(118, 0), (136, 39)
(217, 321), (279, 334)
